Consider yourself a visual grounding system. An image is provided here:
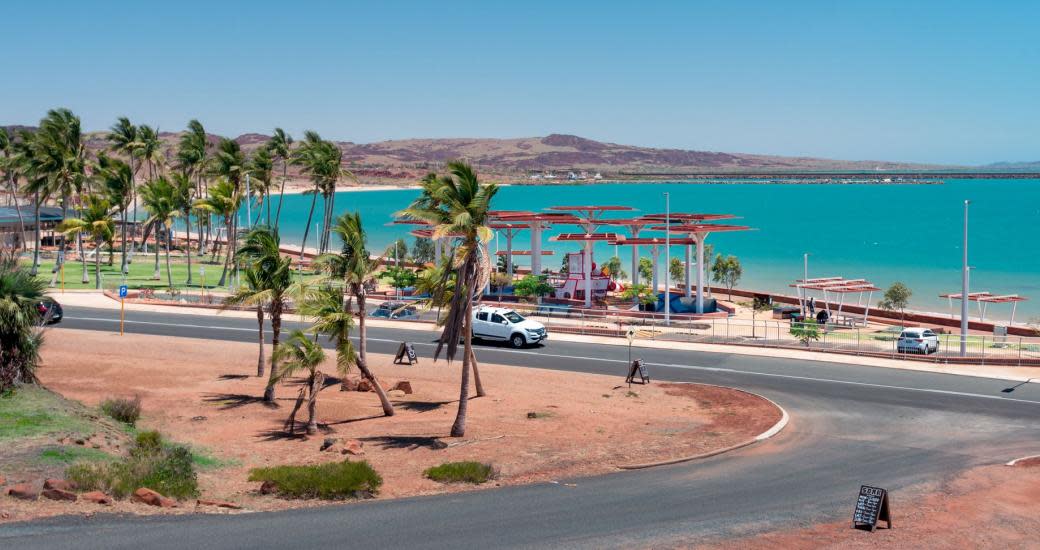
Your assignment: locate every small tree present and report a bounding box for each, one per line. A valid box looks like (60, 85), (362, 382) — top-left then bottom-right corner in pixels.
(638, 257), (653, 282)
(621, 283), (656, 309)
(603, 256), (627, 280)
(878, 282), (913, 326)
(790, 318), (820, 347)
(382, 266), (417, 291)
(272, 330), (326, 435)
(411, 236), (435, 264)
(513, 274), (554, 303)
(669, 257), (684, 288)
(384, 238), (408, 264)
(711, 254), (743, 300)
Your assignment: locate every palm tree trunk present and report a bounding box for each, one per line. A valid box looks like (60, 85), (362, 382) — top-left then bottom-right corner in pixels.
(469, 345), (485, 398)
(120, 208), (128, 274)
(266, 193), (272, 227)
(30, 196), (40, 275)
(298, 189), (318, 261)
(273, 162), (287, 231)
(255, 305), (265, 377)
(354, 290), (394, 416)
(184, 211), (194, 286)
(153, 226), (161, 279)
(94, 237), (102, 289)
(129, 157), (138, 255)
(450, 294), (474, 437)
(217, 218), (233, 287)
(164, 233), (173, 287)
(8, 179), (26, 251)
(263, 300), (282, 401)
(79, 234), (88, 284)
(306, 371), (323, 435)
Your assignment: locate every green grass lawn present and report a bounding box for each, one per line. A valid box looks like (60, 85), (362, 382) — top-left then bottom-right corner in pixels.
(24, 254), (321, 292)
(0, 386), (96, 441)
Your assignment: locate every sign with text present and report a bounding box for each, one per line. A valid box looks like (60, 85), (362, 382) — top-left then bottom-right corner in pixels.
(852, 485), (891, 532)
(393, 342), (418, 365)
(625, 359), (649, 385)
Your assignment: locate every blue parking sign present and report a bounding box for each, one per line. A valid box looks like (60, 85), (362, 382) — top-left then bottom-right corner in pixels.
(118, 285), (128, 298)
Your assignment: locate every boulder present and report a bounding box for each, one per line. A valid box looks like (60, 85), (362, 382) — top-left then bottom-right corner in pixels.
(390, 380), (413, 394)
(6, 483), (39, 501)
(42, 488), (77, 502)
(44, 478), (77, 492)
(341, 439), (365, 456)
(339, 378), (360, 392)
(131, 487), (177, 508)
(356, 379), (389, 393)
(259, 480), (278, 495)
(387, 389), (406, 398)
(81, 491), (113, 506)
(196, 499), (242, 510)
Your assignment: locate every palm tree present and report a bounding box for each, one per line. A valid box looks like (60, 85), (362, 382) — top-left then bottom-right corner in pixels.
(176, 120), (209, 258)
(0, 251), (46, 392)
(312, 214), (394, 416)
(107, 117), (141, 252)
(137, 124), (165, 180)
(248, 146), (274, 227)
(400, 161), (498, 437)
(271, 330), (326, 435)
(194, 178), (241, 287)
(14, 130), (49, 275)
(139, 177), (180, 286)
(0, 129), (27, 251)
(234, 226), (294, 402)
(224, 266), (268, 377)
(291, 131), (325, 260)
(58, 195), (114, 290)
(95, 154), (134, 274)
(170, 171), (196, 286)
(267, 129), (293, 230)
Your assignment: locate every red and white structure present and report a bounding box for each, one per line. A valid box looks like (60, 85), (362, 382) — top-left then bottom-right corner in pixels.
(791, 277), (881, 327)
(940, 291), (1028, 326)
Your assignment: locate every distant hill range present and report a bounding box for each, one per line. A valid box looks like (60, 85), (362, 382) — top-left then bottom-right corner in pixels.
(7, 126), (1034, 184)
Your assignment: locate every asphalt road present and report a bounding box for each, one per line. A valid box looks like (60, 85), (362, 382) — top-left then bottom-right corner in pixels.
(3, 305), (1039, 549)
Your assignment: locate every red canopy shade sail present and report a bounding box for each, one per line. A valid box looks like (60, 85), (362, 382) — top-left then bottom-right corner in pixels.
(494, 250), (555, 256)
(549, 233), (623, 242)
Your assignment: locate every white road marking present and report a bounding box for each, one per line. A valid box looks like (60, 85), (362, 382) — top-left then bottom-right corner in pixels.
(67, 316), (1040, 406)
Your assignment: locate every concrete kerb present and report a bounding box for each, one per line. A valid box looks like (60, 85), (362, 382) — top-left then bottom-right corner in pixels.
(616, 384), (790, 470)
(1005, 454), (1040, 467)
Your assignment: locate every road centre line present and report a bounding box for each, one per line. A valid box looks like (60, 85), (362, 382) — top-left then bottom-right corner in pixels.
(67, 316), (1040, 406)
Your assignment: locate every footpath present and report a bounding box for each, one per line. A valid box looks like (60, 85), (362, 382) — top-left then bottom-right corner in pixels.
(55, 290), (1040, 385)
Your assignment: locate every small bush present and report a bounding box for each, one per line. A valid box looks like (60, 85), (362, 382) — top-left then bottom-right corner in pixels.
(424, 461), (496, 484)
(66, 431), (198, 500)
(100, 396), (141, 426)
(248, 460), (382, 500)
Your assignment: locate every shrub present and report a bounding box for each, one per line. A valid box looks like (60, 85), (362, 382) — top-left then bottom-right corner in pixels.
(513, 275), (554, 301)
(423, 461), (496, 484)
(66, 431), (199, 500)
(248, 460), (382, 500)
(100, 396), (142, 426)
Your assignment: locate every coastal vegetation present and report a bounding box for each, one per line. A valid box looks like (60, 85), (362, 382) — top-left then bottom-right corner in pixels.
(879, 282), (913, 326)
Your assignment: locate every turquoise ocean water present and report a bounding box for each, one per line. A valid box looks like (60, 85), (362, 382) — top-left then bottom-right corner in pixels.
(250, 179), (1040, 321)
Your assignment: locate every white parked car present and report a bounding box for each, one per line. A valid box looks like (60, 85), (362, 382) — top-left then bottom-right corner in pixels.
(896, 327), (940, 354)
(472, 306), (547, 348)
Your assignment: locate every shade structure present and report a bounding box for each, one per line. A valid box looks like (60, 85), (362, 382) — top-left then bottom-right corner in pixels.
(488, 211), (583, 276)
(608, 235), (699, 297)
(940, 291), (1028, 325)
(791, 276), (881, 327)
(650, 222), (753, 313)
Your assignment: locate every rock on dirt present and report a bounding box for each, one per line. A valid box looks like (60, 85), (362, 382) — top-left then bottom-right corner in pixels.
(41, 488), (77, 502)
(196, 499), (242, 510)
(81, 491), (113, 505)
(387, 389), (406, 397)
(340, 440), (364, 456)
(131, 488), (177, 508)
(391, 380), (413, 394)
(319, 437), (339, 452)
(259, 481), (278, 495)
(6, 483), (39, 501)
(43, 479), (77, 492)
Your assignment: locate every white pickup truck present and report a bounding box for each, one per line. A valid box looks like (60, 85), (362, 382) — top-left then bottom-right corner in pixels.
(472, 306), (547, 348)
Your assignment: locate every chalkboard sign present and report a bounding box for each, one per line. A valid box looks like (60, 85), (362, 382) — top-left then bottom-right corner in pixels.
(852, 485), (891, 532)
(625, 359), (649, 385)
(393, 342), (418, 365)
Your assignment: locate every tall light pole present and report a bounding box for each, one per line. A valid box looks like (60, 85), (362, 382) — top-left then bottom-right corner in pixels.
(803, 253), (809, 315)
(664, 192), (670, 326)
(244, 173), (252, 229)
(960, 200), (970, 357)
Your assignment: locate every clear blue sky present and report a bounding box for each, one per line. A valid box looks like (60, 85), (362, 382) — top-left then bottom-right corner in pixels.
(4, 1), (1037, 165)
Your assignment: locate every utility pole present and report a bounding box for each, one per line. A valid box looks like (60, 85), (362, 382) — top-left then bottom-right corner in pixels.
(960, 200), (970, 357)
(245, 174), (252, 230)
(664, 192), (670, 326)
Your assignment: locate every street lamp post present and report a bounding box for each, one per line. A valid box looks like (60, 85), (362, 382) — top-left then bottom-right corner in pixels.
(664, 192), (670, 326)
(960, 200), (970, 357)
